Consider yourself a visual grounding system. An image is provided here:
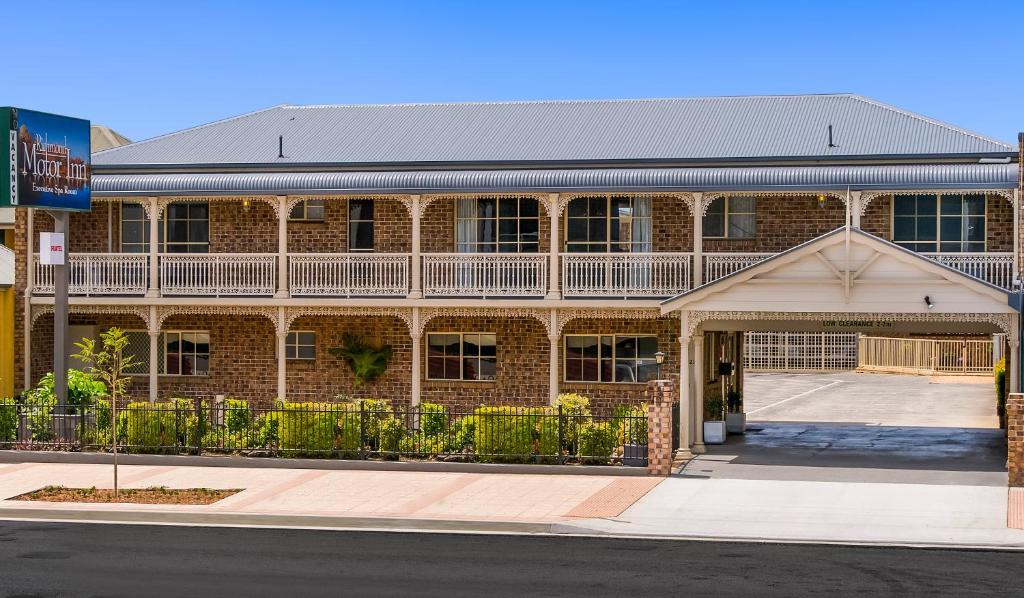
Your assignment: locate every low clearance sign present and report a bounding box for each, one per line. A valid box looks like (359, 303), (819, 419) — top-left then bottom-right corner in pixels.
(2, 107), (91, 211)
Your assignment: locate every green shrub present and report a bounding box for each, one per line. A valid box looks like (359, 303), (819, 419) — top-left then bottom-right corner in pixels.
(473, 407), (556, 462)
(419, 403), (447, 437)
(378, 417), (405, 454)
(253, 412), (280, 449)
(23, 387), (55, 442)
(578, 422), (615, 464)
(91, 398), (127, 446)
(557, 392), (591, 448)
(612, 404), (648, 445)
(995, 357), (1007, 412)
(224, 399), (251, 434)
(278, 402), (359, 455)
(0, 397), (16, 443)
(556, 393), (591, 416)
(360, 399), (393, 447)
(31, 370), (107, 414)
(124, 402), (177, 449)
(445, 415), (477, 453)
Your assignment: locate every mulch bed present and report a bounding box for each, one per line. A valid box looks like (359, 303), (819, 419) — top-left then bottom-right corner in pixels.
(11, 486), (240, 505)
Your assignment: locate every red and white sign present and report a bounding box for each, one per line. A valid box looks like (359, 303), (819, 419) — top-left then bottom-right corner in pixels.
(39, 232), (65, 265)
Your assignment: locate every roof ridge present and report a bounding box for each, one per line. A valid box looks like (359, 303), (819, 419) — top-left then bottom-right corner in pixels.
(847, 95), (1013, 149)
(92, 105), (287, 156)
(282, 93), (859, 110)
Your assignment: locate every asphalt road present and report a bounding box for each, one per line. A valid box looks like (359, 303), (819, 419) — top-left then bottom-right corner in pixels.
(0, 522), (1020, 597)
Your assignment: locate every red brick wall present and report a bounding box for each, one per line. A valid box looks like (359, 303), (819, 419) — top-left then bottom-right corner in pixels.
(703, 196), (846, 252)
(287, 198), (411, 253)
(209, 201), (276, 254)
(652, 197), (693, 252)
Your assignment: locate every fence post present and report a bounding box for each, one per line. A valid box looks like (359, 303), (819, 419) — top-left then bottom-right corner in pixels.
(557, 404), (564, 465)
(645, 379), (675, 476)
(359, 400), (367, 460)
(194, 397), (203, 456)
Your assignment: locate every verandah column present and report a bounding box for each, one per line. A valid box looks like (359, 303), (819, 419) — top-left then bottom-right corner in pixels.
(409, 195), (423, 299)
(546, 193), (560, 299)
(276, 306), (287, 401)
(692, 192), (704, 288)
(411, 307), (422, 406)
(148, 305), (159, 402)
(147, 197), (159, 297)
(677, 311), (692, 458)
(275, 195), (289, 298)
(692, 331), (705, 454)
(548, 308), (559, 405)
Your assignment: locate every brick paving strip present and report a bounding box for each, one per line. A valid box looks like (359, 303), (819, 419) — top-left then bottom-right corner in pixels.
(1009, 489), (1024, 529)
(563, 477), (663, 519)
(209, 469), (331, 511)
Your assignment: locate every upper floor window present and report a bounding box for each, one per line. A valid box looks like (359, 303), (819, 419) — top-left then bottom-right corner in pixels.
(290, 199), (325, 222)
(565, 196), (652, 253)
(456, 197), (539, 253)
(704, 196), (755, 239)
(893, 193), (985, 253)
(120, 202), (209, 253)
(348, 199), (374, 251)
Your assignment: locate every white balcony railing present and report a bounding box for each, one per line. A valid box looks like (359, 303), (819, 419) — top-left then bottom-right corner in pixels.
(289, 253), (410, 296)
(561, 253), (692, 297)
(923, 252), (1015, 290)
(703, 252), (777, 284)
(159, 254), (276, 296)
(423, 253), (548, 297)
(33, 253), (148, 296)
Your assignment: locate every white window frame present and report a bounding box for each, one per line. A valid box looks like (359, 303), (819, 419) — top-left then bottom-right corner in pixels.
(120, 202), (210, 253)
(285, 331), (316, 360)
(290, 199), (325, 222)
(563, 195), (653, 253)
(703, 196), (756, 240)
(348, 198), (375, 252)
(425, 331), (497, 381)
(455, 196), (540, 253)
(119, 203), (149, 253)
(163, 330), (210, 377)
(563, 334), (659, 384)
(890, 193), (987, 253)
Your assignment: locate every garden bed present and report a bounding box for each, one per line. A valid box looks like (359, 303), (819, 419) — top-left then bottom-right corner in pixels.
(12, 485), (239, 505)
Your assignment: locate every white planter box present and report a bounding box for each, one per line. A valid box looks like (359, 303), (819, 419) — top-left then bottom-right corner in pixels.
(703, 421), (726, 444)
(726, 413), (746, 435)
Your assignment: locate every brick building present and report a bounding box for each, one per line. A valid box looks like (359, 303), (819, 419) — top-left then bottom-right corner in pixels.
(10, 94), (1022, 456)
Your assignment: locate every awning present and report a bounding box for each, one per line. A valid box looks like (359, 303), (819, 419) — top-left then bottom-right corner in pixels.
(92, 163), (1017, 196)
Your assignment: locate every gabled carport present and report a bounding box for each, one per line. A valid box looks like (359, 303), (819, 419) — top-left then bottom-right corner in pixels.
(661, 226), (1019, 455)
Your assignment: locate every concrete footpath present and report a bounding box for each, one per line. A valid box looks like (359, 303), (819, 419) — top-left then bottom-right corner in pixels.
(2, 457), (1024, 549)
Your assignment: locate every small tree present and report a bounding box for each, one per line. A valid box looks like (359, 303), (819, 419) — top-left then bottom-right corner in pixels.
(73, 327), (140, 498)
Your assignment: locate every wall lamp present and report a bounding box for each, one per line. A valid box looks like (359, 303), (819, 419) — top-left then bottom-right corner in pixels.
(924, 296), (935, 310)
(655, 351), (666, 379)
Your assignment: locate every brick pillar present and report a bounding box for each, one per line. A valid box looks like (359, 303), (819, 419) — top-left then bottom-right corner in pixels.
(646, 379), (676, 476)
(1009, 393), (1024, 487)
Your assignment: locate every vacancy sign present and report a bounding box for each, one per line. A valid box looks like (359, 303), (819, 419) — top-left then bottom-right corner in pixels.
(39, 232), (65, 265)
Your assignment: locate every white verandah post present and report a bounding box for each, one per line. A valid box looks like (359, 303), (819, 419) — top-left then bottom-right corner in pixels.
(409, 195), (423, 299)
(692, 332), (705, 454)
(411, 307), (422, 406)
(276, 306), (287, 401)
(547, 194), (560, 299)
(147, 197), (159, 298)
(148, 305), (159, 402)
(692, 192), (704, 288)
(548, 308), (559, 405)
(677, 312), (693, 458)
(276, 195), (289, 298)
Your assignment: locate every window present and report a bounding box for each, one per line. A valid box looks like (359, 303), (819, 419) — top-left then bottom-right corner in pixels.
(120, 203), (149, 253)
(348, 199), (374, 251)
(704, 196), (755, 239)
(290, 199), (325, 221)
(564, 334), (659, 383)
(164, 331), (210, 376)
(426, 332), (496, 381)
(163, 203), (209, 253)
(893, 193), (985, 253)
(565, 196), (652, 253)
(456, 197), (539, 253)
(285, 331), (316, 360)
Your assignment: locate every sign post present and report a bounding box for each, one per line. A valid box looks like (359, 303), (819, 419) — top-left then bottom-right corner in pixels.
(1, 107), (91, 409)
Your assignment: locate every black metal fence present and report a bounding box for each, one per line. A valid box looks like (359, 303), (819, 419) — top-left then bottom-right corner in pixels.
(0, 400), (649, 466)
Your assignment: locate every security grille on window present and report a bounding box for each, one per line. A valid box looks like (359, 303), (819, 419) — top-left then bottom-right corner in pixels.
(348, 199), (374, 251)
(426, 333), (496, 380)
(703, 196), (756, 239)
(564, 335), (659, 383)
(290, 199), (325, 222)
(286, 331), (316, 360)
(164, 331), (210, 376)
(893, 193), (985, 253)
(456, 197), (539, 253)
(123, 330), (152, 375)
(564, 195), (652, 252)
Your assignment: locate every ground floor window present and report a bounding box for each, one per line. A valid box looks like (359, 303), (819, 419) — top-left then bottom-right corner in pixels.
(285, 331), (316, 360)
(164, 331), (210, 376)
(426, 332), (496, 381)
(564, 334), (659, 383)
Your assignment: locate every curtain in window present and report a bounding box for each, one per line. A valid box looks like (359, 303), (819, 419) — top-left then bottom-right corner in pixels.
(631, 197), (652, 252)
(456, 199), (478, 253)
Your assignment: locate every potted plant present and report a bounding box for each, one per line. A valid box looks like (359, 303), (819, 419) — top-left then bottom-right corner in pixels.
(703, 396), (726, 444)
(726, 390), (745, 435)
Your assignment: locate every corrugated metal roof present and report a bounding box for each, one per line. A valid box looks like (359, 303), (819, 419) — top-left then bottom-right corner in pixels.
(93, 95), (1014, 167)
(92, 162), (1017, 196)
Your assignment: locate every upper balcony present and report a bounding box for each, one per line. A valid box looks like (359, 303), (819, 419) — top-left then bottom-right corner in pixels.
(25, 191), (1020, 299)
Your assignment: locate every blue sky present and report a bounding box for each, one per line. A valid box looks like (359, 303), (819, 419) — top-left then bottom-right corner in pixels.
(5, 0), (1021, 145)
